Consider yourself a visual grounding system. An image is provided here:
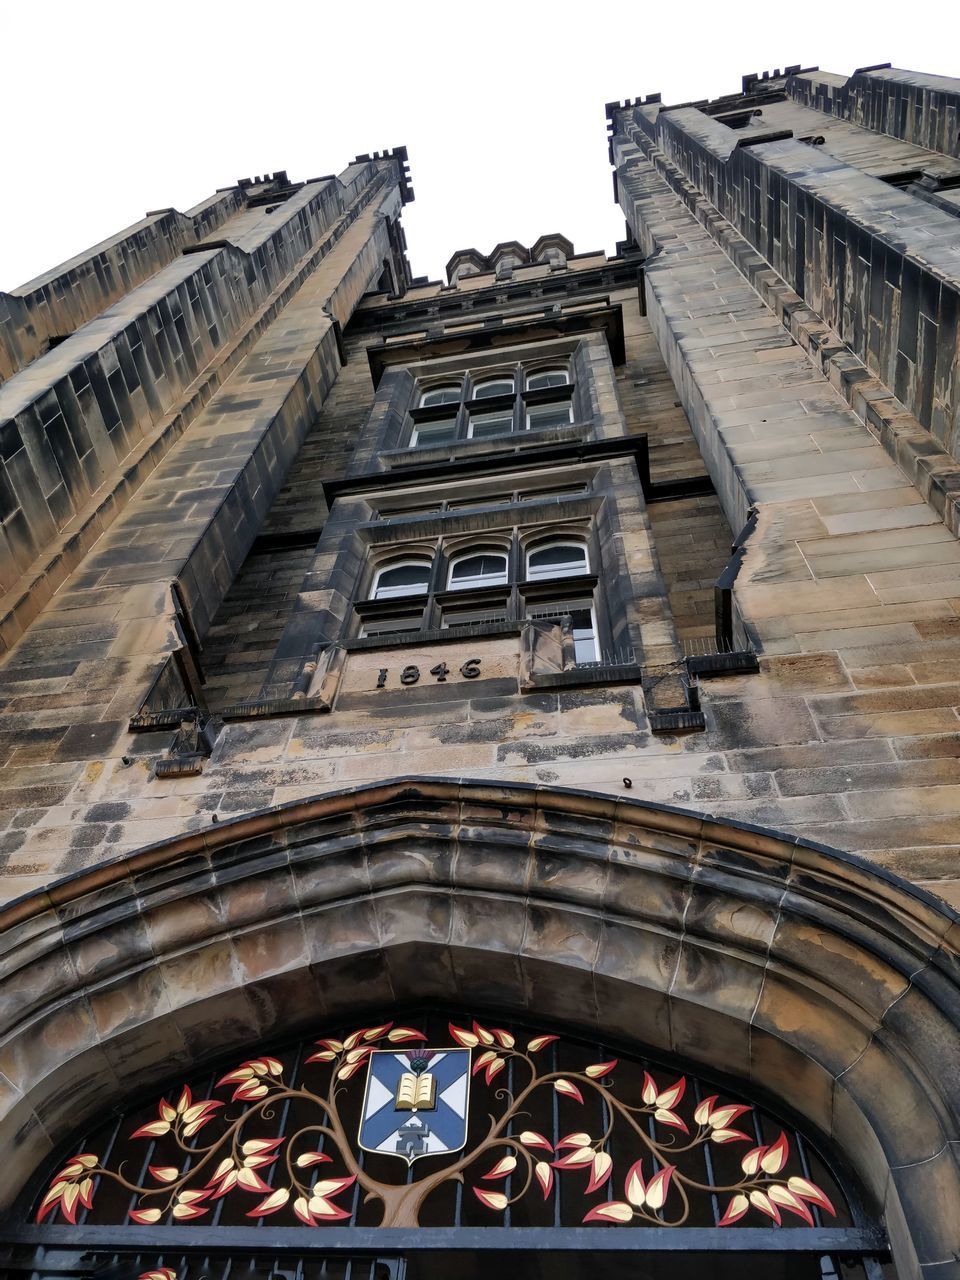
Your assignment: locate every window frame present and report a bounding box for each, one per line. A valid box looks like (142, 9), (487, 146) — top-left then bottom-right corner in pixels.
(418, 382), (462, 407)
(371, 558), (433, 601)
(524, 399), (575, 432)
(525, 596), (600, 664)
(472, 375), (515, 400)
(356, 507), (611, 666)
(467, 408), (515, 440)
(359, 613), (425, 638)
(525, 366), (570, 391)
(409, 418), (458, 449)
(525, 538), (590, 581)
(408, 360), (576, 449)
(447, 550), (510, 592)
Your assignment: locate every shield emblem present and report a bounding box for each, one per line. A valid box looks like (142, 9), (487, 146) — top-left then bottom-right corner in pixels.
(358, 1047), (471, 1165)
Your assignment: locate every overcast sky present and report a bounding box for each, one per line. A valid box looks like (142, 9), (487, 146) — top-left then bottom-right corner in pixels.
(2, 0), (957, 292)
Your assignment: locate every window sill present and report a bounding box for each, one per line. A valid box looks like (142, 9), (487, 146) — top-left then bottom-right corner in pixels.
(520, 573), (599, 598)
(434, 585), (511, 607)
(354, 597), (427, 618)
(522, 661), (643, 690)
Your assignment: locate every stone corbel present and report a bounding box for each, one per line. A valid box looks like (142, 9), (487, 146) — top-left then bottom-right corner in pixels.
(642, 662), (705, 734)
(520, 618), (575, 690)
(303, 643), (347, 705)
(154, 712), (223, 778)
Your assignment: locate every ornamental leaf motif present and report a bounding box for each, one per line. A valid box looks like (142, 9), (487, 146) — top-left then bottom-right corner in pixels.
(34, 1018), (841, 1230)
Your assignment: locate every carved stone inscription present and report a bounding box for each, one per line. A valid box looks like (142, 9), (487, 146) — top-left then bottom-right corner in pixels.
(336, 638), (522, 709)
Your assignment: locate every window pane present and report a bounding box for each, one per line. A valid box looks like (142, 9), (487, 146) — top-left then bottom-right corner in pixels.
(449, 553), (508, 589)
(473, 377), (514, 399)
(571, 620), (599, 664)
(525, 402), (573, 430)
(468, 410), (513, 439)
(419, 384), (461, 406)
(527, 542), (588, 579)
(442, 606), (509, 628)
(526, 368), (568, 390)
(360, 614), (423, 637)
(412, 420), (457, 447)
(373, 562), (431, 599)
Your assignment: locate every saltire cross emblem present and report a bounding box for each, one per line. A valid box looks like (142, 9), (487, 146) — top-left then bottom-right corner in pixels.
(359, 1048), (471, 1165)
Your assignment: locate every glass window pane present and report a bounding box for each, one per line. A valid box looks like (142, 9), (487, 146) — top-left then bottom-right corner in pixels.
(360, 614), (423, 637)
(412, 420), (457, 447)
(373, 562), (431, 599)
(449, 553), (508, 589)
(473, 377), (514, 399)
(419, 384), (461, 406)
(468, 410), (513, 439)
(442, 606), (509, 628)
(525, 402), (573, 430)
(526, 367), (568, 390)
(527, 542), (588, 579)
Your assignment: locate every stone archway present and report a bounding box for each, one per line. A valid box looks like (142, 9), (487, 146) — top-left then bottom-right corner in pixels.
(0, 778), (957, 1277)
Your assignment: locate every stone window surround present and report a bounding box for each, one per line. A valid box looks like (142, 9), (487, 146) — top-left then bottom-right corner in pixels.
(344, 332), (617, 480)
(246, 448), (653, 701)
(305, 457), (646, 668)
(408, 358), (576, 448)
(354, 519), (602, 646)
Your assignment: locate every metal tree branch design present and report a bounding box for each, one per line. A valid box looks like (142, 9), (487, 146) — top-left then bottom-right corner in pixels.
(38, 1019), (836, 1231)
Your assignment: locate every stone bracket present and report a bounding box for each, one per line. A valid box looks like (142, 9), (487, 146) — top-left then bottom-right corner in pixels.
(153, 711), (223, 779)
(644, 662), (706, 734)
(686, 650), (760, 679)
(648, 707), (707, 733)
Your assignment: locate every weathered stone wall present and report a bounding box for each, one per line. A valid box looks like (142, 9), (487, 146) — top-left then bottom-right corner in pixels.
(623, 81), (960, 470)
(611, 118), (960, 900)
(0, 162), (410, 901)
(785, 65), (960, 161)
(0, 189), (244, 384)
(0, 116), (959, 921)
(1, 96), (958, 1280)
(0, 165), (396, 648)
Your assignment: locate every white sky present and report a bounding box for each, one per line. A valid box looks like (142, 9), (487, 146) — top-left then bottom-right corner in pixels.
(2, 0), (957, 293)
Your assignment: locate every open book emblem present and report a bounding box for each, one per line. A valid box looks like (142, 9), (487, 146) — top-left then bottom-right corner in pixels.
(359, 1048), (471, 1165)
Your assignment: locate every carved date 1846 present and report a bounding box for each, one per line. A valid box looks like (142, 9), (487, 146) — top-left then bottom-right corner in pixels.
(376, 659), (481, 689)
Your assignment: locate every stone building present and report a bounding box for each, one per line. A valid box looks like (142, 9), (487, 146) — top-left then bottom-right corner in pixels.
(0, 62), (959, 1280)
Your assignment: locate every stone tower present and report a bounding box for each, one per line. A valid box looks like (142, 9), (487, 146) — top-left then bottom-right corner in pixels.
(0, 65), (959, 1280)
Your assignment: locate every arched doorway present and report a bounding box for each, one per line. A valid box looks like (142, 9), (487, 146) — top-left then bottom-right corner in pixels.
(10, 1008), (882, 1279)
(0, 779), (956, 1279)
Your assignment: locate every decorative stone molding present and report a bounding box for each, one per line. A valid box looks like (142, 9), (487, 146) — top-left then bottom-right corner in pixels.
(0, 778), (957, 1276)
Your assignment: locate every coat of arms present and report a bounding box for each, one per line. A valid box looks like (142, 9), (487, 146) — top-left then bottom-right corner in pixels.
(359, 1048), (470, 1164)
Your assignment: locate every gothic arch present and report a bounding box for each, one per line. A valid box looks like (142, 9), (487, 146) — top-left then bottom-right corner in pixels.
(0, 778), (957, 1277)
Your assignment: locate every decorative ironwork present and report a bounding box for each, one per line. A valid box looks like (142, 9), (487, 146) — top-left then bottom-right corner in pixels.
(32, 1014), (852, 1235)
